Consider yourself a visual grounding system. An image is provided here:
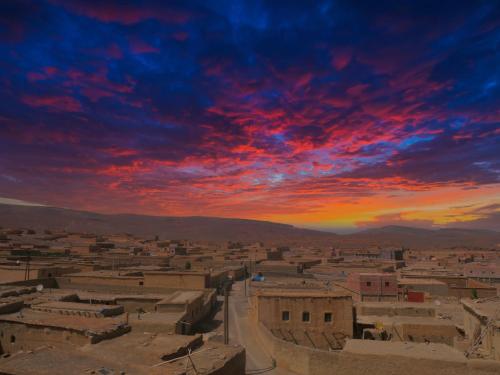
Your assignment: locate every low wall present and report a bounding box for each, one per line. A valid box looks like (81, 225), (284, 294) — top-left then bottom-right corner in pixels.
(254, 322), (500, 375)
(449, 287), (497, 299)
(56, 277), (215, 296)
(0, 322), (90, 354)
(209, 347), (246, 375)
(356, 303), (435, 317)
(1, 278), (58, 289)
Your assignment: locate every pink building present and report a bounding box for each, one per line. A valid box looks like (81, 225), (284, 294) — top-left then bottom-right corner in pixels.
(345, 273), (398, 301)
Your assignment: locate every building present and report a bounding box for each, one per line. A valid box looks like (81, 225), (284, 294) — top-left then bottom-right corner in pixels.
(354, 302), (461, 346)
(464, 263), (500, 283)
(398, 278), (449, 298)
(344, 273), (398, 301)
(0, 306), (131, 352)
(380, 248), (404, 261)
(396, 274), (497, 300)
(250, 289), (353, 350)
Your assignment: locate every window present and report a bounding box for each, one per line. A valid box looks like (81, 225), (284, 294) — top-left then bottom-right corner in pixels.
(302, 311), (310, 322)
(385, 282), (390, 287)
(10, 335), (15, 344)
(366, 281), (372, 286)
(324, 312), (332, 323)
(282, 311), (290, 321)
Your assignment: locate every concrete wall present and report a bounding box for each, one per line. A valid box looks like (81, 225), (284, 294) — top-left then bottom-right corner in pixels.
(399, 281), (449, 296)
(449, 287), (497, 299)
(391, 323), (460, 346)
(143, 273), (209, 289)
(65, 275), (143, 287)
(254, 323), (500, 375)
(115, 297), (160, 313)
(356, 303), (435, 317)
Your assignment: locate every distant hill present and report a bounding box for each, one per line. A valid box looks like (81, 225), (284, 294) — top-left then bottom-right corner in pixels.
(0, 204), (333, 244)
(337, 225), (500, 250)
(0, 204), (498, 249)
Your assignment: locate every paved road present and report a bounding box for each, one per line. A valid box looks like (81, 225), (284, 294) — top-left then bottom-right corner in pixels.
(225, 281), (296, 375)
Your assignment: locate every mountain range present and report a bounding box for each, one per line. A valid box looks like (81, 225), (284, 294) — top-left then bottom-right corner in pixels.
(0, 203), (498, 250)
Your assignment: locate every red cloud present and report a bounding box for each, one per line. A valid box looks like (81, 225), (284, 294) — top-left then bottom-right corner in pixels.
(21, 95), (82, 112)
(51, 1), (191, 25)
(129, 38), (159, 54)
(331, 49), (352, 70)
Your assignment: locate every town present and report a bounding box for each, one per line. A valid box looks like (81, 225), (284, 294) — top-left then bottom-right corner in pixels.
(0, 227), (498, 374)
(0, 0), (499, 374)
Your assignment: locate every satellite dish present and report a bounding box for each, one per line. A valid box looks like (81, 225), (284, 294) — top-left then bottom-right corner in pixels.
(16, 260), (20, 265)
(434, 300), (441, 306)
(36, 284), (44, 292)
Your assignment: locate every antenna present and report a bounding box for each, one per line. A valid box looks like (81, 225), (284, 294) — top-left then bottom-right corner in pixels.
(36, 284), (44, 292)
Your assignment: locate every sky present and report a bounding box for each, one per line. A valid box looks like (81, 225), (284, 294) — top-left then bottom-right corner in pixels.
(0, 0), (499, 232)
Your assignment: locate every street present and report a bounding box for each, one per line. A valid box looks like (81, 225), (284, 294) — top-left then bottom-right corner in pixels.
(223, 281), (296, 375)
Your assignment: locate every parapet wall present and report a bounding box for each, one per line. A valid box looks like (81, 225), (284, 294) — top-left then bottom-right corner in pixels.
(56, 277), (213, 295)
(2, 278), (58, 289)
(0, 321), (90, 353)
(208, 347), (246, 375)
(448, 287), (497, 299)
(254, 322), (500, 375)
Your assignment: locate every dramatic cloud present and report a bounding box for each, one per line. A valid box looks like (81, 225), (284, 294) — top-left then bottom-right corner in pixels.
(0, 0), (498, 231)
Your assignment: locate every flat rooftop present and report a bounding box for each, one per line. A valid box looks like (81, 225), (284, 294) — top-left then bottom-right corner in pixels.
(32, 301), (124, 316)
(398, 278), (447, 285)
(0, 309), (126, 334)
(129, 311), (186, 325)
(144, 270), (210, 276)
(256, 289), (351, 298)
(0, 334), (241, 375)
(352, 272), (396, 277)
(462, 297), (500, 320)
(343, 339), (466, 362)
(358, 301), (437, 309)
(66, 270), (142, 279)
(157, 290), (204, 304)
(357, 315), (456, 327)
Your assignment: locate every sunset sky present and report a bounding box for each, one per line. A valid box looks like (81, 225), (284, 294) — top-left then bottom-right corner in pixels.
(0, 1), (499, 232)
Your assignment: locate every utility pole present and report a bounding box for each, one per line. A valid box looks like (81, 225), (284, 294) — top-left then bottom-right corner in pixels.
(244, 265), (247, 297)
(24, 255), (31, 281)
(224, 282), (229, 345)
